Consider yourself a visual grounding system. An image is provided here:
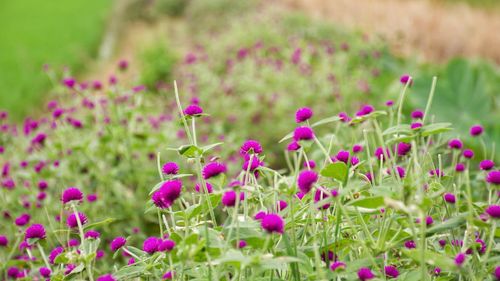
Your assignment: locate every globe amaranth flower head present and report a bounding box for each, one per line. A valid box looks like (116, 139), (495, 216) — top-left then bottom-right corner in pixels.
(400, 74), (412, 85)
(448, 138), (463, 150)
(222, 190), (241, 207)
(463, 149), (474, 159)
(384, 265), (399, 278)
(143, 237), (161, 254)
(494, 266), (500, 280)
(183, 104), (203, 116)
(49, 246), (64, 264)
(61, 187), (83, 204)
(202, 162), (227, 179)
(443, 193), (456, 204)
(397, 142), (411, 157)
(25, 224), (46, 240)
(411, 109), (423, 119)
(314, 188), (331, 209)
(152, 180), (182, 209)
(39, 267), (51, 278)
(358, 267), (375, 281)
(355, 104), (374, 117)
(486, 170), (500, 185)
(84, 230), (101, 239)
(162, 162), (179, 175)
(96, 274), (116, 281)
(295, 107), (313, 123)
(158, 239), (175, 252)
(110, 237), (127, 251)
(240, 140), (263, 156)
(242, 156), (263, 172)
(330, 261), (346, 271)
(297, 170), (318, 194)
(261, 213), (284, 234)
(195, 182), (213, 193)
(0, 235), (8, 246)
(480, 160), (495, 171)
(470, 124), (484, 136)
(293, 126), (314, 141)
(486, 205), (500, 219)
(67, 212), (87, 228)
(455, 253), (466, 266)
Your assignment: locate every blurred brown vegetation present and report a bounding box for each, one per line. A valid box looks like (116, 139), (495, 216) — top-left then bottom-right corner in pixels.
(284, 0), (500, 63)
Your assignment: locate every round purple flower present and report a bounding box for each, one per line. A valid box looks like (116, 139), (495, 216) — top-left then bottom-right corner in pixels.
(287, 141), (301, 151)
(15, 213), (31, 226)
(358, 267), (375, 281)
(143, 237), (160, 254)
(429, 169), (444, 177)
(384, 265), (399, 278)
(254, 211), (267, 220)
(61, 187), (83, 204)
(334, 150), (350, 164)
(397, 142), (411, 157)
(480, 160), (495, 171)
(456, 163), (465, 172)
(330, 261), (346, 271)
(396, 166), (406, 178)
(238, 240), (247, 248)
(486, 170), (500, 185)
(400, 74), (412, 85)
(202, 162), (227, 179)
(158, 239), (175, 252)
(85, 230), (101, 239)
(25, 224), (46, 240)
(304, 160), (316, 169)
(7, 267), (19, 278)
(242, 156), (263, 171)
(0, 235), (8, 246)
(404, 240), (416, 249)
(67, 212), (87, 228)
(261, 214), (284, 234)
(339, 112), (351, 123)
(67, 239), (80, 247)
(486, 205), (500, 219)
(96, 274), (116, 281)
(240, 140), (263, 156)
(162, 162), (179, 175)
(277, 200), (288, 211)
(374, 147), (390, 160)
(297, 170), (318, 194)
(463, 149), (474, 159)
(49, 246), (64, 264)
(152, 180), (182, 209)
(425, 216), (434, 225)
(455, 253), (466, 266)
(470, 125), (484, 136)
(411, 109), (423, 119)
(63, 77), (76, 88)
(448, 139), (463, 150)
(39, 267), (51, 278)
(494, 266), (500, 280)
(110, 237), (127, 251)
(314, 188), (330, 209)
(184, 104), (203, 116)
(293, 126), (314, 141)
(352, 144), (363, 153)
(163, 271), (174, 280)
(38, 180), (48, 190)
(444, 193), (456, 204)
(410, 122), (422, 130)
(356, 105), (374, 117)
(222, 190), (238, 207)
(295, 107), (313, 123)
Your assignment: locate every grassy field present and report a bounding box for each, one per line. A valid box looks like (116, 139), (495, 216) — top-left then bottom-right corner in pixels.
(0, 0), (113, 120)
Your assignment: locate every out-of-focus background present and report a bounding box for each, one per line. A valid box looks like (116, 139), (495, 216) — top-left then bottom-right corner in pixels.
(0, 0), (499, 141)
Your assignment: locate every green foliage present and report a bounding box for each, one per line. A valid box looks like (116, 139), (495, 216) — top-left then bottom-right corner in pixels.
(139, 42), (178, 91)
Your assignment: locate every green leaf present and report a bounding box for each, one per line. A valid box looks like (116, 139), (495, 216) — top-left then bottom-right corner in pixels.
(426, 214), (467, 236)
(320, 162), (348, 182)
(201, 142), (224, 153)
(310, 115), (341, 127)
(83, 218), (115, 230)
(178, 144), (203, 158)
(403, 249), (455, 270)
(347, 196), (385, 209)
(421, 123), (453, 137)
(113, 265), (148, 279)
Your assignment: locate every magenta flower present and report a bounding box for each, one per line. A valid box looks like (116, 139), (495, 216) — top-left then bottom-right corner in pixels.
(62, 77), (76, 88)
(334, 150), (350, 164)
(67, 212), (87, 228)
(162, 162), (179, 175)
(222, 190), (238, 207)
(295, 107), (313, 123)
(152, 180), (182, 209)
(411, 110), (423, 119)
(314, 189), (330, 209)
(238, 240), (247, 248)
(429, 169), (444, 177)
(84, 230), (101, 239)
(254, 211), (267, 220)
(61, 187), (83, 204)
(287, 141), (301, 151)
(352, 144), (363, 153)
(480, 160), (495, 171)
(470, 125), (484, 136)
(38, 180), (48, 190)
(425, 216), (434, 225)
(184, 104), (203, 116)
(143, 237), (161, 254)
(163, 271), (174, 280)
(110, 237), (127, 251)
(397, 142), (411, 156)
(455, 253), (466, 266)
(485, 205), (500, 219)
(358, 267), (375, 280)
(330, 261), (346, 271)
(339, 112), (351, 122)
(448, 139), (463, 150)
(293, 126), (314, 141)
(486, 170), (500, 185)
(25, 224), (46, 240)
(463, 149), (474, 159)
(404, 240), (416, 249)
(384, 265), (399, 278)
(242, 156), (263, 171)
(374, 147), (390, 160)
(443, 193), (456, 204)
(96, 274), (116, 281)
(297, 170), (318, 194)
(456, 163), (465, 172)
(39, 267), (51, 278)
(304, 160), (316, 169)
(49, 246), (64, 264)
(158, 239), (175, 252)
(261, 214), (284, 234)
(0, 235), (8, 246)
(202, 162), (227, 179)
(494, 266), (500, 280)
(356, 105), (374, 116)
(277, 200), (288, 211)
(410, 122), (422, 129)
(240, 140), (263, 156)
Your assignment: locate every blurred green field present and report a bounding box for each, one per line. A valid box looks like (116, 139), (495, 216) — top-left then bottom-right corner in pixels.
(0, 0), (113, 120)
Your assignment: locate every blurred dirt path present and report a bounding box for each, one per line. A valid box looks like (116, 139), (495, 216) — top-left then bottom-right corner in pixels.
(283, 0), (500, 63)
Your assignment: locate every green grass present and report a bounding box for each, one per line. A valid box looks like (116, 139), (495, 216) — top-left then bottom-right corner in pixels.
(0, 0), (113, 120)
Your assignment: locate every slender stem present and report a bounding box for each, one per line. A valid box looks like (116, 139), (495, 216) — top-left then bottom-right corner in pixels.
(422, 76), (437, 125)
